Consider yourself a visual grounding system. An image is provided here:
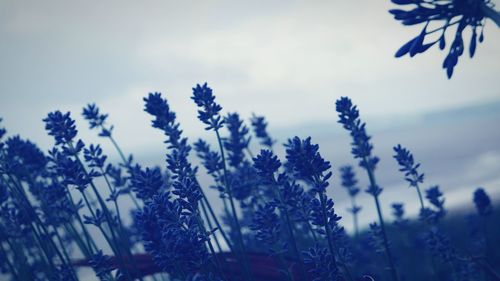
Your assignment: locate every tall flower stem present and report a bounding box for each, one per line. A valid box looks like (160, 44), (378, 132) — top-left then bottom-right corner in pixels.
(350, 196), (359, 238)
(198, 182), (234, 251)
(103, 129), (141, 209)
(318, 192), (339, 279)
(364, 163), (399, 281)
(199, 199), (223, 252)
(272, 180), (307, 281)
(214, 128), (253, 281)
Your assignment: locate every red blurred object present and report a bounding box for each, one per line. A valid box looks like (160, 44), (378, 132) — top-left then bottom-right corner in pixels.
(72, 252), (307, 281)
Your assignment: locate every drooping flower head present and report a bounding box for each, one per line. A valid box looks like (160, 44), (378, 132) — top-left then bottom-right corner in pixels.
(389, 0), (496, 78)
(473, 188), (492, 217)
(43, 111), (78, 145)
(191, 83), (224, 131)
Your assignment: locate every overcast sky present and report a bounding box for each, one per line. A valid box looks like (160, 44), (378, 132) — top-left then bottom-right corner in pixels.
(1, 0), (499, 153)
(1, 3), (500, 264)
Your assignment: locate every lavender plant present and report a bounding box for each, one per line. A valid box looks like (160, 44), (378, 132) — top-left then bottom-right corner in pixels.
(0, 86), (498, 281)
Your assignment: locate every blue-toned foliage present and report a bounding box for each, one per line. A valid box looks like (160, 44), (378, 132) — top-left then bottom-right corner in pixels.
(191, 83), (224, 131)
(473, 188), (492, 217)
(82, 103), (113, 137)
(43, 111), (78, 145)
(89, 250), (114, 279)
(285, 137), (332, 193)
(389, 0), (497, 78)
(303, 245), (339, 281)
(393, 144), (424, 188)
(250, 203), (281, 246)
(335, 97), (380, 182)
(1, 87), (499, 281)
(129, 165), (165, 201)
(250, 114), (275, 148)
(223, 113), (251, 168)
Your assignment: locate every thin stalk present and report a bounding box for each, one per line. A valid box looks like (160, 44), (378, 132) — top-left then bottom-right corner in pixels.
(66, 188), (98, 252)
(213, 128), (253, 281)
(103, 128), (141, 209)
(64, 223), (91, 258)
(198, 183), (234, 251)
(4, 176), (67, 275)
(200, 199), (223, 253)
(364, 161), (399, 281)
(350, 196), (359, 238)
(53, 226), (80, 280)
(273, 180), (307, 281)
(194, 213), (227, 280)
(318, 192), (339, 281)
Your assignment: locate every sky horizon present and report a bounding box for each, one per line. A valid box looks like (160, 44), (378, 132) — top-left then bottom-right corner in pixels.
(1, 0), (499, 232)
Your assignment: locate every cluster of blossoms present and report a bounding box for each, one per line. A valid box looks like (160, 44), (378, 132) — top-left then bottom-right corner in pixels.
(0, 84), (497, 281)
(389, 0), (499, 78)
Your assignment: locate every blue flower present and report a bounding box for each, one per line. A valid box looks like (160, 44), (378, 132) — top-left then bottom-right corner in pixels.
(223, 113), (251, 168)
(89, 250), (114, 279)
(191, 83), (224, 131)
(390, 0), (495, 78)
(43, 111), (78, 145)
(82, 103), (112, 137)
(303, 245), (339, 281)
(135, 193), (210, 275)
(285, 137), (332, 193)
(143, 92), (177, 132)
(426, 185), (445, 211)
(473, 188), (492, 217)
(335, 97), (380, 176)
(129, 165), (165, 201)
(250, 202), (281, 246)
(2, 136), (47, 180)
(339, 165), (360, 197)
(49, 149), (91, 191)
(194, 139), (223, 177)
(393, 144), (424, 188)
(83, 144), (107, 169)
(250, 114), (275, 148)
(309, 197), (342, 234)
(420, 186), (446, 224)
(391, 203), (408, 229)
(143, 92), (202, 208)
(253, 149), (281, 183)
